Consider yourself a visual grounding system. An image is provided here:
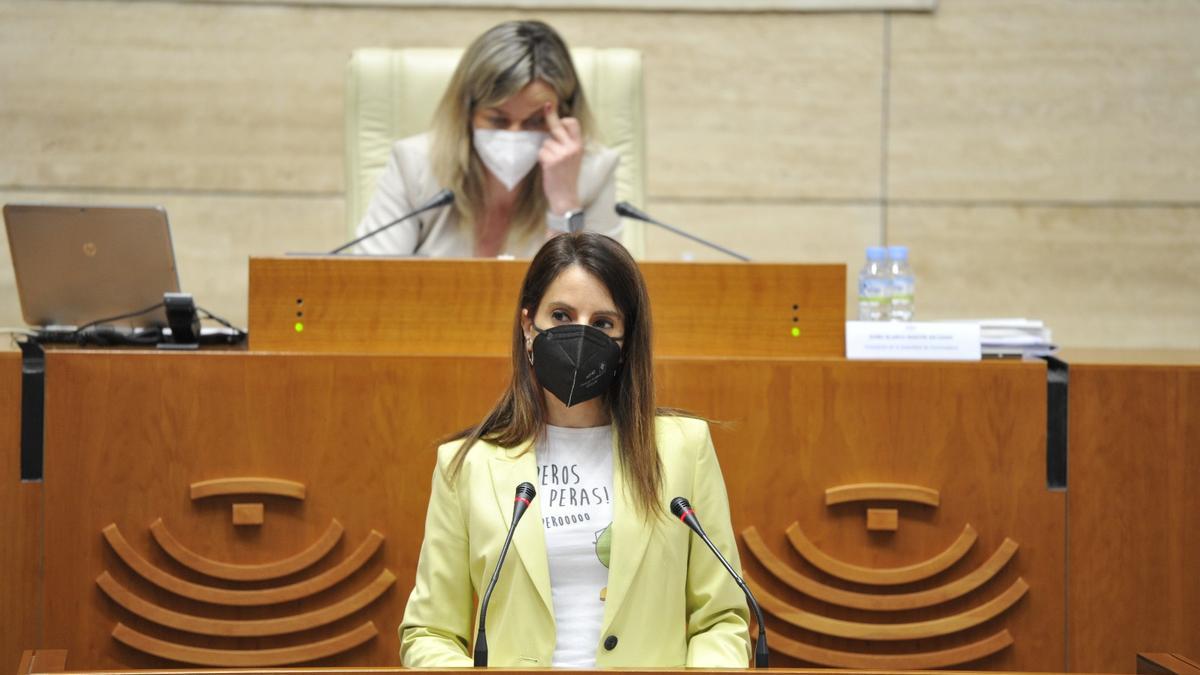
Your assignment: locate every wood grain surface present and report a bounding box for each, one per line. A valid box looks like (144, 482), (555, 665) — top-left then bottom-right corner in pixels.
(1068, 364), (1200, 671)
(662, 358), (1063, 670)
(1138, 653), (1200, 675)
(866, 509), (899, 531)
(785, 521), (978, 585)
(747, 575), (1029, 641)
(4, 350), (1192, 671)
(742, 526), (1018, 611)
(26, 352), (1058, 669)
(247, 258), (846, 357)
(18, 649), (67, 674)
(109, 622), (379, 668)
(101, 525), (385, 607)
(826, 482), (941, 506)
(149, 518), (344, 581)
(37, 352), (512, 669)
(16, 666), (1074, 675)
(95, 570), (395, 637)
(1, 352), (43, 668)
(191, 478), (306, 500)
(769, 629), (1014, 670)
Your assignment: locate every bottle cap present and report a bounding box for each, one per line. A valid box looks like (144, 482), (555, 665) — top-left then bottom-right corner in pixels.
(866, 246), (886, 261)
(887, 245), (909, 260)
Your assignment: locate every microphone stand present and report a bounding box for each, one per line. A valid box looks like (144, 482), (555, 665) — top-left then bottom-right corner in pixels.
(329, 189), (454, 254)
(474, 482), (536, 667)
(615, 202), (751, 262)
(671, 497), (769, 668)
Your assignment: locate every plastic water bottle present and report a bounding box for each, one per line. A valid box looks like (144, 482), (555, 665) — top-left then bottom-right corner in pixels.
(857, 246), (890, 321)
(887, 245), (915, 321)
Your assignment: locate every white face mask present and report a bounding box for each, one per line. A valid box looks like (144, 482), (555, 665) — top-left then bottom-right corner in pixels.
(473, 129), (548, 191)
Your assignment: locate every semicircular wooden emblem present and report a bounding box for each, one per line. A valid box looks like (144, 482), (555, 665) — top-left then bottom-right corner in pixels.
(739, 481), (1030, 668)
(743, 525), (1019, 611)
(103, 524), (385, 606)
(98, 476), (396, 666)
(111, 622), (378, 667)
(786, 521), (978, 586)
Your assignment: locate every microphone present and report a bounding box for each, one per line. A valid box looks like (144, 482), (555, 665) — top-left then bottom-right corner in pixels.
(670, 496), (769, 668)
(474, 481), (537, 667)
(329, 189), (455, 254)
(615, 202), (751, 262)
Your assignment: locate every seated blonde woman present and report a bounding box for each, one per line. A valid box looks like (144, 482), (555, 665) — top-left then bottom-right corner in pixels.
(355, 21), (620, 257)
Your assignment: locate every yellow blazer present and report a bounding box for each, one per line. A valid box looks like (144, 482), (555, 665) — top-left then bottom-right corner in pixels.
(399, 415), (751, 667)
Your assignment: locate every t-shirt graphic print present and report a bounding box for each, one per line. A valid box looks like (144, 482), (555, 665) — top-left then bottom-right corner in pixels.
(537, 424), (615, 667)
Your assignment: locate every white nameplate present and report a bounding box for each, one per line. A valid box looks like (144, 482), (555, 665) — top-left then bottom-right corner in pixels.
(846, 321), (982, 361)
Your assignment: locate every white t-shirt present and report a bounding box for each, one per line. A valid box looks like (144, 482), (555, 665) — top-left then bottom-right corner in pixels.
(536, 424), (615, 668)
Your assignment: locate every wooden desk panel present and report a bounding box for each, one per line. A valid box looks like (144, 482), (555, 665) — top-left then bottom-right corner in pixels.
(28, 352), (1062, 671)
(1, 352), (42, 671)
(1058, 349), (1200, 366)
(662, 359), (1063, 671)
(1069, 365), (1200, 671)
(40, 352), (509, 670)
(247, 257), (845, 358)
(5, 350), (1197, 672)
(1139, 653), (1200, 675)
(22, 667), (1093, 675)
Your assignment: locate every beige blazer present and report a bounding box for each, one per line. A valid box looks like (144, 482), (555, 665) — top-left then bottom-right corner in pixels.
(355, 133), (622, 257)
(399, 416), (751, 668)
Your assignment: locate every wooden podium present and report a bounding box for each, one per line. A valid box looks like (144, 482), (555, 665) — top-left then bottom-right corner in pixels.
(247, 257), (846, 357)
(4, 256), (1198, 674)
(13, 662), (1102, 675)
(15, 661), (1099, 675)
(3, 350), (1066, 672)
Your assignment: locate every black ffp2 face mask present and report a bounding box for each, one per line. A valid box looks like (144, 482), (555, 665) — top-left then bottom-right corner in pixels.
(530, 324), (623, 407)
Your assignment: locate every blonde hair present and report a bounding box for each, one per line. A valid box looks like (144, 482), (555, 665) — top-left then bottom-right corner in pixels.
(430, 21), (596, 245)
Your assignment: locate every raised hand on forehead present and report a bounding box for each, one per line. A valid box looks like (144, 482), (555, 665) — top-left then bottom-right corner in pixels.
(538, 102), (584, 217)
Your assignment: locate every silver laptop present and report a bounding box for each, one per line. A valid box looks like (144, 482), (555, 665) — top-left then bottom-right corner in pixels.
(4, 203), (181, 329)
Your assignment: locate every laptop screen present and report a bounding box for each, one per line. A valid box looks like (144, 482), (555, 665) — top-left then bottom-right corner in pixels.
(3, 203), (181, 329)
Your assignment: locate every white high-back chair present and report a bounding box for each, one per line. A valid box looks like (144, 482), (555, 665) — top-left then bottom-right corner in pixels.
(344, 47), (646, 257)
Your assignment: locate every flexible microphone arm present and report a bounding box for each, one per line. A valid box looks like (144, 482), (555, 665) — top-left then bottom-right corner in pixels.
(474, 481), (537, 667)
(329, 189), (455, 254)
(614, 202), (751, 262)
(670, 496), (769, 668)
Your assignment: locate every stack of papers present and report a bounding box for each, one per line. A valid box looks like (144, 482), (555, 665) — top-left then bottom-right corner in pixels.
(959, 318), (1055, 357)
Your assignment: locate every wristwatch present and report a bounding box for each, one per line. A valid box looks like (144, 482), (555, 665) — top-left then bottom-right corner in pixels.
(547, 209), (585, 233)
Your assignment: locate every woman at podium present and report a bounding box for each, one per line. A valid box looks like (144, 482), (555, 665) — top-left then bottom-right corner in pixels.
(355, 21), (621, 257)
(400, 232), (751, 668)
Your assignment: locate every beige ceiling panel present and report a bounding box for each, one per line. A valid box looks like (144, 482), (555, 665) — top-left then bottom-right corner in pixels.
(887, 204), (1200, 349)
(0, 2), (504, 194)
(0, 2), (884, 202)
(888, 0), (1200, 202)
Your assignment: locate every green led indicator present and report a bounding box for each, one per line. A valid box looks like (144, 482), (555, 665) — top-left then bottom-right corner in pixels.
(790, 326), (801, 338)
(294, 322), (305, 333)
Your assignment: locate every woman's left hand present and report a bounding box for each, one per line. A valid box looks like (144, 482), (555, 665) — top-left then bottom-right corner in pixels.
(539, 102), (584, 216)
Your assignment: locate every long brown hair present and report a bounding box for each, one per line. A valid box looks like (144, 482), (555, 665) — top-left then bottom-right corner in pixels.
(430, 21), (597, 249)
(450, 232), (662, 518)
